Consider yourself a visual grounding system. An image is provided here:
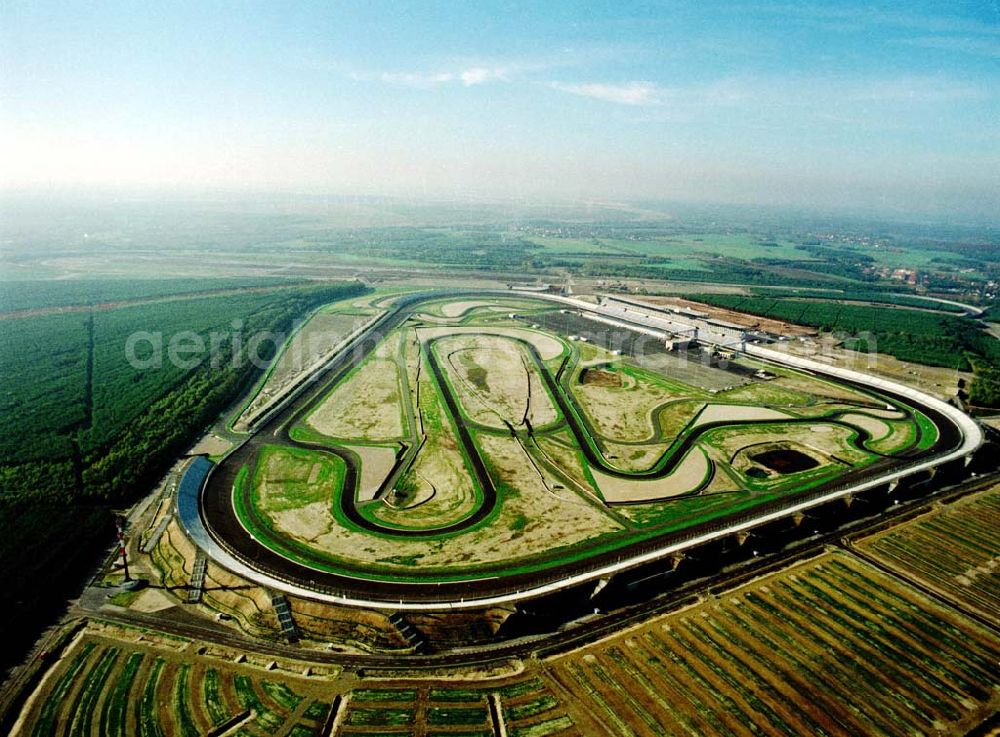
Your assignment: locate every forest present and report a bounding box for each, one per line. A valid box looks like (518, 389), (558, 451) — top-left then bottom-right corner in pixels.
(0, 279), (367, 668)
(0, 276), (305, 313)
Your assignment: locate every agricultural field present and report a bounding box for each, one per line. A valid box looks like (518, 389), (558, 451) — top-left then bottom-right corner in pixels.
(22, 548), (997, 736)
(856, 483), (1000, 622)
(547, 550), (1000, 736)
(338, 676), (584, 736)
(11, 630), (334, 737)
(217, 294), (937, 587)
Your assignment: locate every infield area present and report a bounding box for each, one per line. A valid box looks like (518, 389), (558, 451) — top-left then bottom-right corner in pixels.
(193, 291), (974, 605)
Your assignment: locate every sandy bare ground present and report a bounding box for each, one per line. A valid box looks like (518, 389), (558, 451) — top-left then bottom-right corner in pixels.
(417, 326), (565, 361)
(369, 360), (478, 530)
(770, 339), (966, 401)
(601, 441), (669, 472)
(573, 369), (679, 442)
(413, 313), (453, 323)
(475, 433), (621, 550)
(371, 435), (477, 530)
(658, 400), (707, 439)
(187, 433), (233, 456)
(592, 447), (710, 503)
(771, 370), (882, 406)
(642, 296), (817, 337)
(526, 360), (561, 427)
(535, 433), (602, 498)
(440, 299), (502, 317)
(264, 433), (620, 572)
(839, 412), (891, 442)
(272, 501), (335, 543)
(690, 403), (792, 428)
(235, 310), (371, 429)
(345, 444), (398, 501)
(305, 356), (404, 440)
(439, 334), (559, 429)
(440, 335), (532, 427)
(705, 423), (870, 467)
(131, 588), (177, 614)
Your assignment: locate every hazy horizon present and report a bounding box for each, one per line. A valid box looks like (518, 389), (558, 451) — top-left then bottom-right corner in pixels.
(2, 1), (998, 219)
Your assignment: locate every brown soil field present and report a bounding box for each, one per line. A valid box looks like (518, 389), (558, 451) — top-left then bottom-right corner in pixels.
(857, 483), (1000, 622)
(548, 550), (1000, 736)
(642, 295), (817, 337)
(580, 367), (622, 387)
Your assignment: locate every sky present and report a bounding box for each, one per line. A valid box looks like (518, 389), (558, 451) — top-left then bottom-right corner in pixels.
(1, 1), (998, 217)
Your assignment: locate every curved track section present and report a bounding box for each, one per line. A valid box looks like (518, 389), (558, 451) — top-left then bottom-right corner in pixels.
(185, 289), (984, 610)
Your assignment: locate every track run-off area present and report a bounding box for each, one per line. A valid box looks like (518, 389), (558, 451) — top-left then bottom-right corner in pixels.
(181, 290), (984, 610)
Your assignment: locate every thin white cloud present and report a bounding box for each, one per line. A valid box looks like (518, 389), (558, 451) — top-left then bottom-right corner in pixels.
(460, 67), (507, 86)
(551, 81), (661, 105)
(377, 71), (455, 87)
(355, 65), (512, 89)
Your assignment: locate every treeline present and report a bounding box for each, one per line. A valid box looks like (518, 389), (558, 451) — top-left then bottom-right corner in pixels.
(325, 227), (542, 269)
(0, 281), (367, 503)
(0, 276), (305, 313)
(576, 259), (849, 289)
(749, 288), (971, 314)
(0, 281), (367, 670)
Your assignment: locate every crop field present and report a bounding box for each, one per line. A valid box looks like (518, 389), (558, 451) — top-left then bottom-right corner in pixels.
(338, 676), (582, 737)
(548, 551), (1000, 736)
(24, 547), (997, 735)
(214, 293), (941, 589)
(857, 483), (1000, 621)
(12, 633), (333, 737)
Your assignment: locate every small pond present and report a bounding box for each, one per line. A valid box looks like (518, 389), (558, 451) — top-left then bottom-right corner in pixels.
(751, 448), (819, 474)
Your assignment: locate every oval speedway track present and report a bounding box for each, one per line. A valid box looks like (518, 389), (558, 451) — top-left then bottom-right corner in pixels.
(196, 290), (972, 606)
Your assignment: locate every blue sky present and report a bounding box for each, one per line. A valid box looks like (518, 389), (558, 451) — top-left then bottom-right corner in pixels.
(1, 1), (997, 216)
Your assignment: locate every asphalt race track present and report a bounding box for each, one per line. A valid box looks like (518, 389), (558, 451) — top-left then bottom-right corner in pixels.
(193, 290), (974, 607)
